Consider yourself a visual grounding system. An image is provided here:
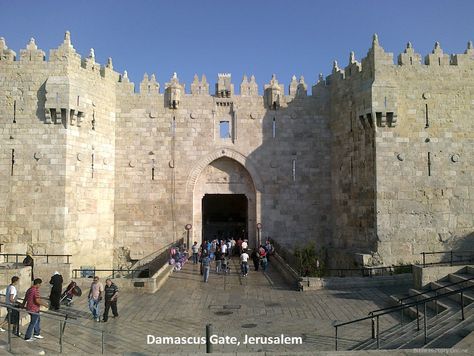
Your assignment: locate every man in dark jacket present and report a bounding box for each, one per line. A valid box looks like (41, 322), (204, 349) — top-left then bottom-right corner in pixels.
(102, 279), (118, 322)
(49, 272), (63, 310)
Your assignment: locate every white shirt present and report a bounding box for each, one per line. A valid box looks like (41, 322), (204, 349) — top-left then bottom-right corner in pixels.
(240, 253), (249, 263)
(6, 285), (17, 305)
(221, 244), (227, 253)
(242, 241), (248, 250)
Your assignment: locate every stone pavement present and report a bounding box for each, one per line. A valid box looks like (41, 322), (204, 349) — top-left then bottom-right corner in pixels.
(0, 257), (418, 355)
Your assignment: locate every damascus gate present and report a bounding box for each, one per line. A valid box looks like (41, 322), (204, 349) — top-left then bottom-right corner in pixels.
(0, 32), (473, 271)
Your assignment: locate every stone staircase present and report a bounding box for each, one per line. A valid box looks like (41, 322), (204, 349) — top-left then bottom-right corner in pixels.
(351, 266), (474, 350)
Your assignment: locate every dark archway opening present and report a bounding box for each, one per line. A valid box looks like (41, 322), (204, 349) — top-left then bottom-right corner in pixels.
(202, 194), (247, 242)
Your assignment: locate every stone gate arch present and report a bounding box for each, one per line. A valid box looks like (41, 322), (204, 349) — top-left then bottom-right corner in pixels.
(186, 148), (263, 247)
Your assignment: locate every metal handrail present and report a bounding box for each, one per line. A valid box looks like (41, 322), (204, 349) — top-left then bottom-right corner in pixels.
(0, 301), (105, 353)
(333, 283), (474, 351)
(72, 268), (149, 279)
(399, 275), (474, 304)
(367, 275), (474, 316)
(0, 253), (72, 264)
(421, 250), (474, 267)
(325, 265), (412, 277)
(131, 238), (182, 270)
(72, 238), (184, 279)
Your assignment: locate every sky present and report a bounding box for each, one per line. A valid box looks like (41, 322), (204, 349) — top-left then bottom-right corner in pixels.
(1, 0), (473, 93)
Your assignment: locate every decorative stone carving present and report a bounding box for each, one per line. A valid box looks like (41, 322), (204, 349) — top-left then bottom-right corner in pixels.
(264, 74), (284, 109)
(396, 153), (404, 161)
(129, 160), (136, 168)
(422, 92), (431, 100)
(203, 160), (248, 184)
(216, 73), (233, 97)
(34, 152), (42, 161)
(451, 154), (460, 163)
(165, 73), (183, 109)
(77, 153), (83, 161)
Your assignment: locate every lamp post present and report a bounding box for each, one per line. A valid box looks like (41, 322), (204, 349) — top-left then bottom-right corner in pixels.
(256, 223), (262, 248)
(185, 224), (192, 250)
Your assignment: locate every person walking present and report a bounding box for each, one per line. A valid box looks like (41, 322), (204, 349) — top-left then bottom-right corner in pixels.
(191, 241), (199, 264)
(22, 278), (48, 341)
(240, 250), (249, 276)
(49, 271), (63, 310)
(102, 279), (119, 322)
(251, 249), (260, 271)
(202, 252), (211, 283)
(88, 276), (104, 322)
(0, 276), (21, 336)
(215, 247), (222, 274)
(259, 245), (268, 271)
(220, 241), (227, 257)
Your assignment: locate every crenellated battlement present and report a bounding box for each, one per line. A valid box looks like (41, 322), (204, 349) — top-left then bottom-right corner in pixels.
(2, 32), (473, 97)
(325, 34), (474, 86)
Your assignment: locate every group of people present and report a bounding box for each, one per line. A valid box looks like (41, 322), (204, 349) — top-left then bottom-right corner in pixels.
(190, 238), (274, 282)
(1, 270), (119, 342)
(0, 272), (80, 342)
(240, 242), (272, 275)
(0, 270), (68, 342)
(0, 276), (49, 341)
(87, 276), (119, 322)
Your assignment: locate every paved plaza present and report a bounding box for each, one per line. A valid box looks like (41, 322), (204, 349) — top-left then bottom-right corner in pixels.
(0, 258), (430, 355)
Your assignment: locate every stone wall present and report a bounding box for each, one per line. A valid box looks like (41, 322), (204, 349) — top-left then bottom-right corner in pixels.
(373, 41), (474, 265)
(114, 74), (332, 259)
(1, 32), (472, 271)
(0, 34), (117, 269)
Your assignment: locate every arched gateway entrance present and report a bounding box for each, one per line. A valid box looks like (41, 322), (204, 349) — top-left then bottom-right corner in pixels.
(187, 150), (262, 247)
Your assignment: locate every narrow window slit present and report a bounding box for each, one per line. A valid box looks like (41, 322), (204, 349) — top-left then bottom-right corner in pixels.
(13, 100), (16, 123)
(272, 117), (276, 138)
(91, 153), (95, 178)
(92, 110), (96, 131)
(11, 149), (15, 176)
(427, 152), (431, 176)
(292, 159), (296, 182)
(425, 104), (429, 128)
(350, 157), (353, 179)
